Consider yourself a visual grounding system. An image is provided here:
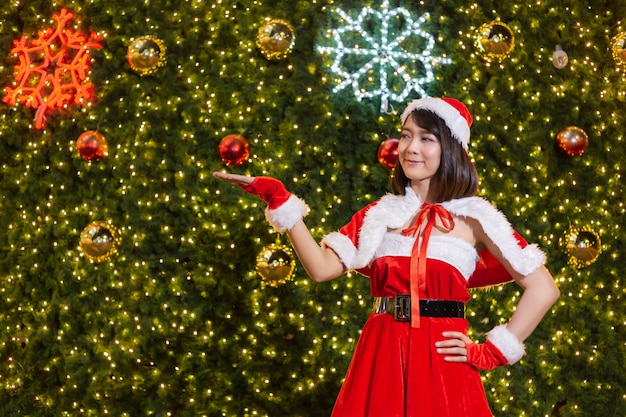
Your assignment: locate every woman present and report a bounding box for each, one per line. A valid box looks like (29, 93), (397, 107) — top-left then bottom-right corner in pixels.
(213, 97), (560, 417)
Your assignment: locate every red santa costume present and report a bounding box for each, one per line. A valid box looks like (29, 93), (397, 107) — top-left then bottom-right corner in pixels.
(319, 188), (546, 417)
(261, 97), (548, 417)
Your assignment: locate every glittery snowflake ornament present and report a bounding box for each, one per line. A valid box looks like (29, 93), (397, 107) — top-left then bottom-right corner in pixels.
(2, 9), (102, 129)
(317, 0), (450, 113)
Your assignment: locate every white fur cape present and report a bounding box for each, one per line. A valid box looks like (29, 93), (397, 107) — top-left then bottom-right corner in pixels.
(321, 187), (546, 280)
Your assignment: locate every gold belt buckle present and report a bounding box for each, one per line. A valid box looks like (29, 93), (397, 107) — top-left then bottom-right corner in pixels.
(394, 294), (411, 322)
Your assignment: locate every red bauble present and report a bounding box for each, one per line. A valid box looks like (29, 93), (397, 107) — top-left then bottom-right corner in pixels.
(377, 138), (399, 170)
(76, 130), (108, 161)
(219, 134), (250, 166)
(556, 126), (588, 157)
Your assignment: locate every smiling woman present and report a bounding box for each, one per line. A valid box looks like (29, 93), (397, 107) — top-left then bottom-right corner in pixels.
(392, 98), (479, 203)
(397, 117), (443, 199)
(214, 97), (560, 417)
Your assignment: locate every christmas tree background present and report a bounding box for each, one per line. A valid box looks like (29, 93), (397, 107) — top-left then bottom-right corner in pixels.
(0, 0), (625, 416)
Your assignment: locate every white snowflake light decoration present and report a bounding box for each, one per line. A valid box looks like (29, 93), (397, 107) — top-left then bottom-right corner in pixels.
(317, 0), (451, 112)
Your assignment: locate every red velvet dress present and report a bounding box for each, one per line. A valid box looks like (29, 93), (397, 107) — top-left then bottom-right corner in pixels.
(329, 236), (493, 417)
(321, 191), (546, 417)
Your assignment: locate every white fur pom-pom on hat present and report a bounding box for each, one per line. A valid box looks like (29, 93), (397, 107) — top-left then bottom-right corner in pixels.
(400, 97), (473, 150)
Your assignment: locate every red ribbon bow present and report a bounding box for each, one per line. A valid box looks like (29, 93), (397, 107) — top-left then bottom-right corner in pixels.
(402, 202), (455, 327)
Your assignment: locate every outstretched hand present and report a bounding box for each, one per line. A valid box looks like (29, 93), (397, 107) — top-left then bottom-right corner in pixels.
(213, 172), (292, 210)
(212, 171), (255, 186)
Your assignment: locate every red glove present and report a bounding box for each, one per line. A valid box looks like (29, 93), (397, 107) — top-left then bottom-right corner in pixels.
(466, 325), (525, 370)
(465, 339), (509, 371)
(238, 176), (308, 233)
(239, 177), (291, 210)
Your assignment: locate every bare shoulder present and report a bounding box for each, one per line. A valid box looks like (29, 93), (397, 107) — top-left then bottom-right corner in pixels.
(448, 215), (484, 251)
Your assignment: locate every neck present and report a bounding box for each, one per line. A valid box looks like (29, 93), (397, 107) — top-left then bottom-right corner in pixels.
(409, 181), (433, 203)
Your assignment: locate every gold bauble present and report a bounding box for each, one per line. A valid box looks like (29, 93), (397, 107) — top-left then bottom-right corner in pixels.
(80, 221), (121, 262)
(127, 36), (167, 76)
(555, 126), (589, 157)
(256, 19), (296, 60)
(256, 243), (296, 287)
(610, 32), (626, 69)
(475, 21), (515, 62)
(560, 226), (602, 269)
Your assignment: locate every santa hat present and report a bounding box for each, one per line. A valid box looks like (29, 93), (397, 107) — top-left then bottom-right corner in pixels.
(400, 97), (473, 150)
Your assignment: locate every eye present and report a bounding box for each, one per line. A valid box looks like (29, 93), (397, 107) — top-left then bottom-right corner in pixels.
(400, 133), (411, 140)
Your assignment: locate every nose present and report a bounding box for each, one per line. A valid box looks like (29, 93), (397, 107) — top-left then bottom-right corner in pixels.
(404, 137), (421, 154)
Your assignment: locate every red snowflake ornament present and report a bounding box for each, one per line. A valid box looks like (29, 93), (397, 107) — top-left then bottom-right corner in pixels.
(3, 9), (102, 129)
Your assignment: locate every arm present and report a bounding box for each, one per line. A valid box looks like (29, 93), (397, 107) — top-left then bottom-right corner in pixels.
(476, 227), (560, 343)
(437, 219), (559, 369)
(213, 172), (345, 282)
(504, 265), (560, 341)
(285, 220), (346, 282)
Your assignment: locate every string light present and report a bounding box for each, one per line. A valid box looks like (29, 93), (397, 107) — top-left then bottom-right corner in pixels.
(2, 9), (102, 129)
(0, 1), (623, 416)
(317, 0), (451, 112)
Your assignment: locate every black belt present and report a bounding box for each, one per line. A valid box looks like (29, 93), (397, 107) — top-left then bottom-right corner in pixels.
(373, 295), (465, 321)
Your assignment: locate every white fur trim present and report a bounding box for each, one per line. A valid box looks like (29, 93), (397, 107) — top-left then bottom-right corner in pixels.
(441, 197), (546, 276)
(374, 233), (413, 258)
(426, 236), (477, 278)
(372, 233), (477, 279)
(321, 232), (358, 270)
(487, 325), (525, 364)
(322, 188), (545, 277)
(265, 194), (309, 233)
(349, 188), (423, 269)
(401, 98), (470, 150)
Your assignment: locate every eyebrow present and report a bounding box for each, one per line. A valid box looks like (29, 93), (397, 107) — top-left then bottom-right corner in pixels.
(403, 126), (433, 135)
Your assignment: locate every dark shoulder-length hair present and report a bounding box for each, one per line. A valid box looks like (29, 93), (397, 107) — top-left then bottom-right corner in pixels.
(391, 109), (479, 202)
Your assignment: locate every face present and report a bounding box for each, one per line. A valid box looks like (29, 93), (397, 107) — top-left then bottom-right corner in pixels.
(398, 115), (442, 192)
